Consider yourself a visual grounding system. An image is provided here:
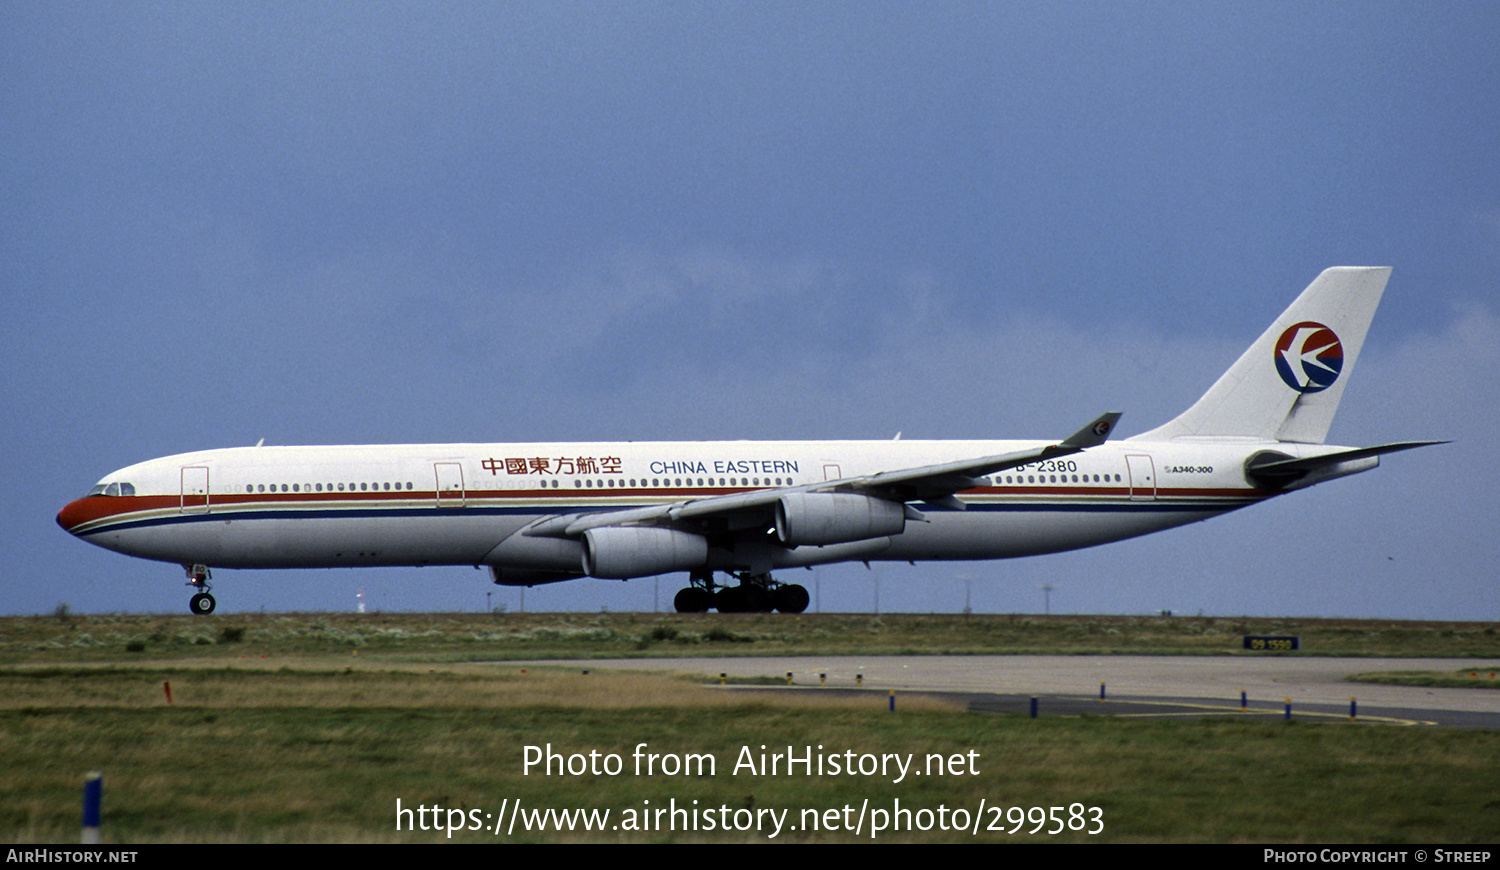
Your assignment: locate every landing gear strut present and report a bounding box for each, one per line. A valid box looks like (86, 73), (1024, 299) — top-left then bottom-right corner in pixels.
(185, 564), (215, 615)
(672, 572), (809, 614)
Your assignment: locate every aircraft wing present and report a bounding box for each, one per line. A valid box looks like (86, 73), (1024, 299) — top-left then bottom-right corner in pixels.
(810, 411), (1122, 510)
(524, 412), (1122, 539)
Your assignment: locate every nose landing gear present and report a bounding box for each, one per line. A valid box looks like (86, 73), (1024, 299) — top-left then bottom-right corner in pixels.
(185, 564), (215, 615)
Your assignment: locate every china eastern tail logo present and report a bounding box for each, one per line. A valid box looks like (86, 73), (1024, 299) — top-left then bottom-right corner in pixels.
(1273, 321), (1343, 393)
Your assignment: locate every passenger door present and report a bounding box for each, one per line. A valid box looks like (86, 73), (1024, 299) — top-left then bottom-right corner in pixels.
(181, 466), (210, 513)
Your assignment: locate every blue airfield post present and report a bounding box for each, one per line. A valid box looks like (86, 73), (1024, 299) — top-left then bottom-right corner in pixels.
(82, 770), (101, 844)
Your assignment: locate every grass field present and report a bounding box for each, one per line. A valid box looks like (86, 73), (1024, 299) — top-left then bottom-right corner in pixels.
(3, 612), (1497, 843)
(9, 610), (1500, 662)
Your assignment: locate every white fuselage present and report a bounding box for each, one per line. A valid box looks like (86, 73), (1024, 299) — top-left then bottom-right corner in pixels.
(58, 437), (1336, 579)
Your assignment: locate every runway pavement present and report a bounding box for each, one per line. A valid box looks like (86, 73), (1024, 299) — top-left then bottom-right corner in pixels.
(524, 655), (1500, 728)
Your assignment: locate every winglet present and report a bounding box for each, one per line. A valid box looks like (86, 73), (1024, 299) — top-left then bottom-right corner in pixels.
(1058, 412), (1122, 450)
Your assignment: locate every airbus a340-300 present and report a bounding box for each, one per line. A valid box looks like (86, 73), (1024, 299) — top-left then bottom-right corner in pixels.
(58, 267), (1439, 614)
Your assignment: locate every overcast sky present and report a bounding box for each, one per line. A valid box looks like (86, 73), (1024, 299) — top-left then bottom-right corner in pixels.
(4, 2), (1496, 619)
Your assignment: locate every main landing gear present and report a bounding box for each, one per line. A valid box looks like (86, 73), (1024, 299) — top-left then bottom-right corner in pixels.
(673, 571), (810, 614)
(185, 564), (216, 615)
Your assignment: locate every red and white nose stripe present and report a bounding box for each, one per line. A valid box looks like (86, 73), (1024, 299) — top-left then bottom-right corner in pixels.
(57, 497), (113, 534)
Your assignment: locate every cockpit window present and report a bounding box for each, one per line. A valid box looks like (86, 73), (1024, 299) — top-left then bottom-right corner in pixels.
(87, 482), (136, 497)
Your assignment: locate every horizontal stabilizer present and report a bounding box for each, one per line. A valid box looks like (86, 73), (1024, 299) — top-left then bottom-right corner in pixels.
(1247, 441), (1448, 477)
(1246, 441), (1447, 490)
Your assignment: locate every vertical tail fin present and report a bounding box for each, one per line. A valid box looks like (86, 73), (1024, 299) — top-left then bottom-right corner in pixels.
(1130, 266), (1391, 444)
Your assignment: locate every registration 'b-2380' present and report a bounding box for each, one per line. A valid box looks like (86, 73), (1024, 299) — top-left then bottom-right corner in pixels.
(58, 267), (1440, 614)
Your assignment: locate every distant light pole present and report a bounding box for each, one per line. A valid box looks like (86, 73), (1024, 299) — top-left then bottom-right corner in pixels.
(1038, 583), (1055, 615)
(957, 573), (974, 615)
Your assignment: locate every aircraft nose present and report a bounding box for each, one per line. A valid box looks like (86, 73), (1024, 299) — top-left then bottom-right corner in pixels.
(57, 498), (92, 535)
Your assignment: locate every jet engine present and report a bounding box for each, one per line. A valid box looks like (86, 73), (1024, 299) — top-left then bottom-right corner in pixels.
(774, 492), (906, 546)
(581, 526), (709, 579)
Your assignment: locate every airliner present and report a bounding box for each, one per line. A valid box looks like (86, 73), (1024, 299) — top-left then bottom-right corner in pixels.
(58, 267), (1439, 615)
